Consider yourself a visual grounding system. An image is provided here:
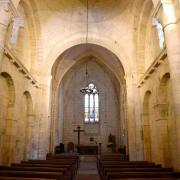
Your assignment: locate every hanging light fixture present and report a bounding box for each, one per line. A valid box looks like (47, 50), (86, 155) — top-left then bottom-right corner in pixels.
(80, 61), (94, 94)
(85, 0), (89, 44)
(80, 0), (93, 94)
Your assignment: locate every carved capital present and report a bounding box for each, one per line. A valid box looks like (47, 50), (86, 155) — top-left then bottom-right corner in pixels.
(0, 0), (18, 17)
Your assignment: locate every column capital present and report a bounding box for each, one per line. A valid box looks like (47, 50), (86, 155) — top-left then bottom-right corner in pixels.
(0, 0), (18, 17)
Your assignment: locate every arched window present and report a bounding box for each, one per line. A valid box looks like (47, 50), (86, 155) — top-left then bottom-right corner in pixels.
(84, 83), (99, 123)
(152, 18), (165, 49)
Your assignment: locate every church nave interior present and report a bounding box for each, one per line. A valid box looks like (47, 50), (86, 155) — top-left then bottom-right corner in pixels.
(0, 0), (180, 179)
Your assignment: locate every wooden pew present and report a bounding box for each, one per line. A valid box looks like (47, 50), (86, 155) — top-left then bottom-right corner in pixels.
(47, 154), (79, 160)
(110, 178), (175, 180)
(102, 168), (174, 180)
(103, 172), (180, 180)
(25, 159), (78, 170)
(12, 163), (74, 175)
(98, 154), (180, 180)
(98, 162), (161, 174)
(7, 165), (72, 180)
(46, 154), (79, 168)
(21, 160), (77, 177)
(99, 154), (129, 161)
(0, 170), (69, 180)
(0, 166), (68, 174)
(0, 154), (78, 180)
(0, 178), (55, 180)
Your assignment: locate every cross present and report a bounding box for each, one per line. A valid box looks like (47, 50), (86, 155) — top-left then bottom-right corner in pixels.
(73, 125), (85, 145)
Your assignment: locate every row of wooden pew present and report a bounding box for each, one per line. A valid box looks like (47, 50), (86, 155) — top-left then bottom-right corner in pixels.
(0, 154), (79, 180)
(97, 154), (180, 180)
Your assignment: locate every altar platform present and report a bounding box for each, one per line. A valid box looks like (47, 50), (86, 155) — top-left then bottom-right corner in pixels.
(77, 145), (98, 155)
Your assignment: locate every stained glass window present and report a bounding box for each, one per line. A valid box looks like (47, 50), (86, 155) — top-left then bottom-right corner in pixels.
(84, 83), (99, 123)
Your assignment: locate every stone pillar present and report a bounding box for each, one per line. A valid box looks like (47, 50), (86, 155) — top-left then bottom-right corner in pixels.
(154, 103), (170, 167)
(49, 88), (56, 153)
(134, 87), (144, 160)
(35, 74), (51, 159)
(141, 112), (152, 162)
(2, 103), (15, 165)
(0, 0), (17, 71)
(25, 114), (36, 160)
(126, 78), (137, 160)
(160, 0), (180, 170)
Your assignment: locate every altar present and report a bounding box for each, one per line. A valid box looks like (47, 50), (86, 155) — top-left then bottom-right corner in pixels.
(77, 145), (98, 155)
(73, 126), (98, 155)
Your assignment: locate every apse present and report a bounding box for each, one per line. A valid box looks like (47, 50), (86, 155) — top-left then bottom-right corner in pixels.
(50, 44), (126, 153)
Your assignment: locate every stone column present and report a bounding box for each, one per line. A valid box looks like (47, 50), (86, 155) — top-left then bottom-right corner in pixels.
(2, 103), (15, 165)
(25, 114), (36, 160)
(35, 74), (52, 159)
(154, 103), (170, 167)
(134, 87), (144, 160)
(160, 0), (180, 170)
(126, 77), (137, 160)
(0, 0), (17, 71)
(141, 112), (152, 162)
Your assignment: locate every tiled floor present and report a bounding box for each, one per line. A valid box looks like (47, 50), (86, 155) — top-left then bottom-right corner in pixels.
(76, 156), (100, 180)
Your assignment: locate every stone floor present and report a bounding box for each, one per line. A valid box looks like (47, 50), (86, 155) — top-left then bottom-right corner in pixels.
(75, 155), (100, 180)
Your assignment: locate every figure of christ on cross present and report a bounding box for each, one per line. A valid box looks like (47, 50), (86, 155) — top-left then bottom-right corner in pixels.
(73, 125), (85, 146)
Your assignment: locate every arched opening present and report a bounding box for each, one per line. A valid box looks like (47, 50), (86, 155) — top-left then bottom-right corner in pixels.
(50, 44), (127, 154)
(57, 58), (121, 152)
(0, 72), (15, 165)
(156, 73), (172, 167)
(14, 91), (34, 161)
(23, 91), (33, 160)
(142, 90), (152, 161)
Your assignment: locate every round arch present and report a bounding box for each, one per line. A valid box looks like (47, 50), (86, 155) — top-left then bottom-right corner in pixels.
(42, 33), (133, 77)
(0, 72), (15, 165)
(142, 90), (152, 161)
(22, 91), (34, 160)
(0, 72), (15, 105)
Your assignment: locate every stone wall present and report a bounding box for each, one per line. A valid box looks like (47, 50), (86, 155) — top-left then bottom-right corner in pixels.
(0, 50), (52, 164)
(56, 58), (122, 153)
(138, 56), (176, 167)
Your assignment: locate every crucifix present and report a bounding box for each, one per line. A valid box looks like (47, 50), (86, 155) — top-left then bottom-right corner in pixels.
(73, 125), (85, 145)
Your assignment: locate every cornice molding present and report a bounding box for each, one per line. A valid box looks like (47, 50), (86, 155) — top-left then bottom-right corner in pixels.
(4, 46), (40, 88)
(137, 47), (167, 88)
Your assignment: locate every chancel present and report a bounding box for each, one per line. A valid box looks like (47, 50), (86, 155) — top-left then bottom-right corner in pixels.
(0, 0), (180, 179)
